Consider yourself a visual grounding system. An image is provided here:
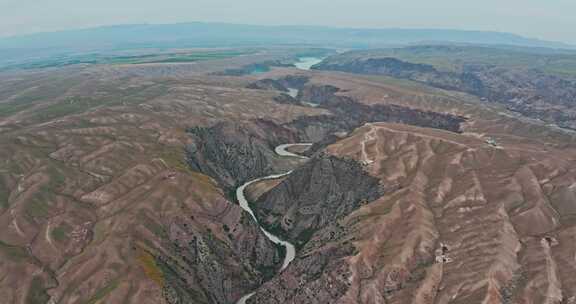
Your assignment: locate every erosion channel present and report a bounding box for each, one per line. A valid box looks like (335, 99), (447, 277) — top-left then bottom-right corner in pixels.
(235, 143), (312, 304)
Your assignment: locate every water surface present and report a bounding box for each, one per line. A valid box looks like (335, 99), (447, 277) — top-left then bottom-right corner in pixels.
(235, 143), (312, 304)
(294, 57), (324, 70)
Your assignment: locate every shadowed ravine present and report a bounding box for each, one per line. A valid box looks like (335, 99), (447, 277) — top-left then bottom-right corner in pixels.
(235, 143), (312, 304)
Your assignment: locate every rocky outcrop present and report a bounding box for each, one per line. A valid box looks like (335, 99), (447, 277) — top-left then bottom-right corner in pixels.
(272, 93), (300, 105)
(157, 207), (283, 304)
(314, 53), (576, 129)
(255, 154), (382, 247)
(186, 121), (297, 191)
(297, 84), (466, 133)
(244, 121), (576, 304)
(246, 154), (382, 304)
(316, 57), (437, 78)
(247, 75), (310, 92)
(185, 101), (463, 199)
(247, 78), (467, 143)
(247, 76), (311, 105)
(247, 233), (356, 304)
(287, 115), (352, 143)
(246, 79), (289, 92)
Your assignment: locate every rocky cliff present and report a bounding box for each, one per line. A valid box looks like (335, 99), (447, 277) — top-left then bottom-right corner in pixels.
(246, 75), (309, 92)
(295, 84), (466, 134)
(255, 154), (382, 247)
(159, 203), (283, 304)
(246, 122), (576, 304)
(186, 121), (298, 192)
(246, 77), (467, 143)
(314, 54), (576, 129)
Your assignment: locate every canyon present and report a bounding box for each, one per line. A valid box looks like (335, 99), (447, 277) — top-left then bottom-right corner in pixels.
(314, 46), (576, 130)
(1, 44), (576, 304)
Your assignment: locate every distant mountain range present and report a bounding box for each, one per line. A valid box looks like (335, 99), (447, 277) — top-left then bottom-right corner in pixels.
(0, 22), (573, 65)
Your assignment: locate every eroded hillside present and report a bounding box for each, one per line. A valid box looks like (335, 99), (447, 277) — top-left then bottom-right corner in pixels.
(314, 46), (576, 130)
(247, 122), (576, 304)
(1, 48), (576, 304)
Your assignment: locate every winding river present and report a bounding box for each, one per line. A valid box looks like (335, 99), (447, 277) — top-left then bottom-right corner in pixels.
(236, 143), (312, 304)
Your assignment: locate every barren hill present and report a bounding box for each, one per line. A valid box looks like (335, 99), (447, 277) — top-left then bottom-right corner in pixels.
(1, 48), (576, 304)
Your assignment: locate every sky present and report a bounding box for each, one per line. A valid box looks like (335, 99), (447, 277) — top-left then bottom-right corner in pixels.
(0, 0), (574, 44)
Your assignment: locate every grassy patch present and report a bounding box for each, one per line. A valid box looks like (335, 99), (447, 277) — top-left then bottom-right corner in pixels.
(91, 221), (108, 246)
(189, 172), (220, 196)
(0, 178), (9, 211)
(26, 276), (50, 304)
(159, 148), (220, 195)
(0, 101), (35, 117)
(137, 210), (167, 239)
(52, 222), (72, 243)
(0, 240), (29, 262)
(160, 148), (191, 172)
(31, 97), (110, 122)
(24, 187), (53, 219)
(139, 50), (249, 64)
(85, 277), (121, 304)
(137, 251), (164, 287)
(2, 50), (253, 71)
(45, 164), (66, 190)
(26, 199), (51, 218)
(0, 77), (84, 118)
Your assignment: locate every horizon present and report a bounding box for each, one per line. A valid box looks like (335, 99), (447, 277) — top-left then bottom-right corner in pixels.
(1, 0), (575, 44)
(0, 21), (570, 49)
(0, 21), (563, 39)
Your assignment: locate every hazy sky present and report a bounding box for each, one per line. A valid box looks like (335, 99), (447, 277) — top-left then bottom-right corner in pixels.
(1, 0), (574, 44)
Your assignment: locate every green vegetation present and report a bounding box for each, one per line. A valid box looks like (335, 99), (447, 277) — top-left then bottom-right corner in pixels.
(295, 227), (316, 248)
(24, 180), (62, 219)
(46, 164), (66, 189)
(0, 240), (29, 262)
(256, 264), (280, 281)
(293, 48), (334, 58)
(341, 46), (576, 77)
(1, 50), (254, 71)
(25, 196), (51, 218)
(160, 148), (191, 172)
(85, 277), (121, 304)
(20, 165), (67, 220)
(138, 50), (250, 64)
(52, 223), (72, 243)
(31, 97), (109, 122)
(155, 257), (209, 303)
(0, 102), (35, 117)
(137, 250), (164, 287)
(254, 242), (286, 280)
(0, 77), (82, 118)
(138, 210), (167, 239)
(0, 179), (9, 211)
(26, 277), (50, 304)
(27, 82), (167, 123)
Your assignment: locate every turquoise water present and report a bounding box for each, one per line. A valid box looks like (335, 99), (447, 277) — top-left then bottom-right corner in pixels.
(248, 65), (270, 74)
(294, 57), (324, 70)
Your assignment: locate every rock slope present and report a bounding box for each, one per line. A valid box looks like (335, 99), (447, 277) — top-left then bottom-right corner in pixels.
(255, 154), (382, 247)
(315, 50), (576, 129)
(247, 122), (576, 304)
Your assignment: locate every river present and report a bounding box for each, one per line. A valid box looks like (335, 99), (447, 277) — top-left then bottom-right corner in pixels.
(294, 57), (324, 70)
(235, 143), (312, 304)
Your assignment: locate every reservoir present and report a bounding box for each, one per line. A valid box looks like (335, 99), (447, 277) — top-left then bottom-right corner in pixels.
(294, 57), (324, 70)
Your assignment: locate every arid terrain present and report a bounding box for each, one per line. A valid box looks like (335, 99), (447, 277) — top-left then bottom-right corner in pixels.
(1, 44), (576, 304)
